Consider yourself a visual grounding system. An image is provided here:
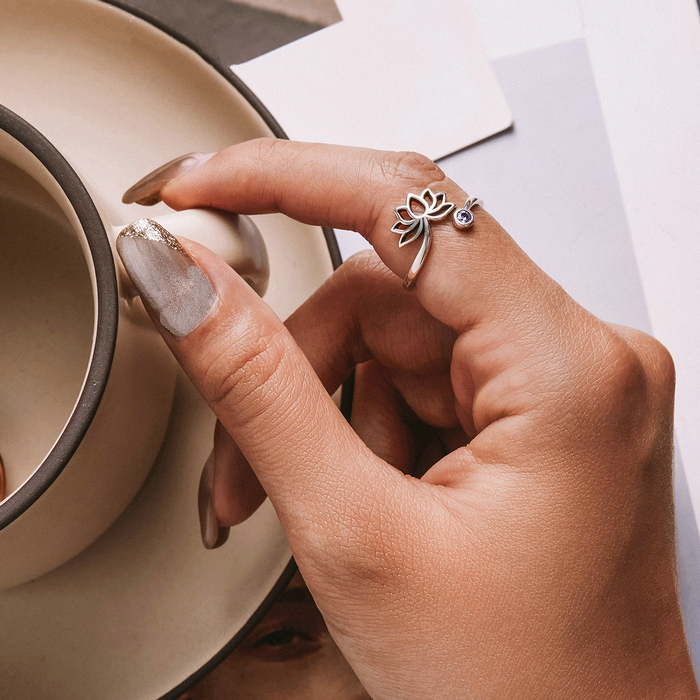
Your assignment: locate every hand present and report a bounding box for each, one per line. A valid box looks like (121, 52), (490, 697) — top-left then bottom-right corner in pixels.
(118, 140), (698, 699)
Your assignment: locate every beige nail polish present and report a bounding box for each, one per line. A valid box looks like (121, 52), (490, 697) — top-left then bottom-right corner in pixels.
(117, 219), (217, 337)
(122, 152), (214, 206)
(198, 450), (230, 550)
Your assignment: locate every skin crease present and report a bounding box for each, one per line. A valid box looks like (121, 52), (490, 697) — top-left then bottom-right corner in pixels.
(127, 139), (698, 699)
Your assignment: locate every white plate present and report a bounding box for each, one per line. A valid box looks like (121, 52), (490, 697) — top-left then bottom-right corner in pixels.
(0, 1), (336, 697)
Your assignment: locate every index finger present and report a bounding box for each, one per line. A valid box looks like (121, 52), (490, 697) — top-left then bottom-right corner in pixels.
(160, 139), (564, 335)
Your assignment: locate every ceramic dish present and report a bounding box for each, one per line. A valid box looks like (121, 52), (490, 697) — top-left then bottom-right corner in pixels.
(0, 1), (339, 697)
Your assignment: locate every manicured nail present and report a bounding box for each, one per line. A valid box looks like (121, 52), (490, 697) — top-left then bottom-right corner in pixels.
(0, 453), (5, 500)
(122, 152), (215, 206)
(117, 219), (217, 337)
(198, 450), (230, 550)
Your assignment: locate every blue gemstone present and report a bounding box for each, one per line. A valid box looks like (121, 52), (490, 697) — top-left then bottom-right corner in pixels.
(455, 208), (473, 227)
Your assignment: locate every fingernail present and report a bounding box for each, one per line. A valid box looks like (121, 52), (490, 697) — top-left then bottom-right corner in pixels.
(122, 152), (215, 206)
(0, 453), (6, 500)
(198, 450), (230, 550)
(117, 219), (217, 337)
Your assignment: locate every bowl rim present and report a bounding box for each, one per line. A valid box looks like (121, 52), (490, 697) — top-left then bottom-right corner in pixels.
(0, 103), (119, 532)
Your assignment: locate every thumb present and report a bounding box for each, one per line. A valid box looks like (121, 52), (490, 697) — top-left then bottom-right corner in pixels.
(115, 219), (393, 535)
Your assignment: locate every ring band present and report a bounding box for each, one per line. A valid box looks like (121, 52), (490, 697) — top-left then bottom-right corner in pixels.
(391, 189), (480, 290)
(402, 230), (431, 291)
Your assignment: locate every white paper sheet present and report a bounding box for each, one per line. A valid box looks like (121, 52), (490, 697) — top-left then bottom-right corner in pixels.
(578, 0), (700, 525)
(232, 0), (512, 159)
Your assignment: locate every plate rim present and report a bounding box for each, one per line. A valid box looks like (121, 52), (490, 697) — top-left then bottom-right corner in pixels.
(91, 2), (343, 696)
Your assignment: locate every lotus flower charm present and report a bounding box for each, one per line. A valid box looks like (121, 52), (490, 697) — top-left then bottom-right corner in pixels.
(392, 188), (455, 291)
(391, 188), (456, 247)
(392, 189), (482, 291)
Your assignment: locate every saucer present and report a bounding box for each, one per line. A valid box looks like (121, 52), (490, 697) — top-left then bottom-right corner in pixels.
(0, 1), (337, 697)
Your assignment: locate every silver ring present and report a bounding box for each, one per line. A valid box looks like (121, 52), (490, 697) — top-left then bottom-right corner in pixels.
(391, 188), (481, 290)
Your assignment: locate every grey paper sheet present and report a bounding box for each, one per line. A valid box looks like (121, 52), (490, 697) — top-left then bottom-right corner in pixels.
(442, 40), (649, 331)
(112, 0), (330, 65)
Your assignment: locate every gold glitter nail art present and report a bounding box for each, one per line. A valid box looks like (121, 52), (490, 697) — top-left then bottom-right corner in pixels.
(117, 218), (218, 337)
(119, 218), (186, 253)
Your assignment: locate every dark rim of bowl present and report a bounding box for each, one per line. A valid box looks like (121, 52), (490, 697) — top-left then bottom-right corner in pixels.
(0, 104), (118, 531)
(95, 4), (346, 698)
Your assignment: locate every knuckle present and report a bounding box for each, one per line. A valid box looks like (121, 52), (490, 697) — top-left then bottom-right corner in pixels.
(602, 328), (675, 405)
(589, 328), (675, 445)
(603, 338), (647, 403)
(339, 248), (379, 273)
(328, 251), (398, 307)
(375, 150), (446, 190)
(365, 150), (449, 234)
(638, 334), (676, 392)
(201, 318), (289, 424)
(334, 253), (408, 322)
(338, 249), (392, 283)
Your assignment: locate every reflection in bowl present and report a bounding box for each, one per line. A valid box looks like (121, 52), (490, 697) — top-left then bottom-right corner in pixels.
(180, 573), (371, 700)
